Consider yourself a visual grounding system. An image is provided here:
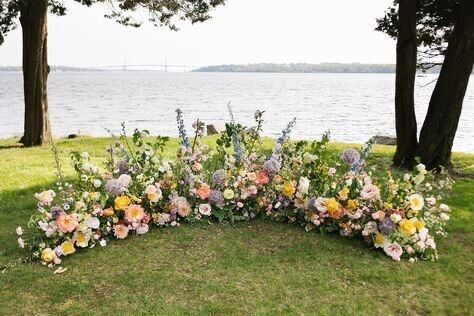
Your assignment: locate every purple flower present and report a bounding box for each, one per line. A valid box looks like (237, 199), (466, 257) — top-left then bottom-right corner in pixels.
(379, 217), (395, 235)
(263, 157), (281, 175)
(49, 206), (64, 219)
(212, 169), (227, 186)
(208, 190), (224, 206)
(341, 148), (360, 166)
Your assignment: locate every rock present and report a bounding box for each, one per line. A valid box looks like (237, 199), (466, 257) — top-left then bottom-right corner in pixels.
(67, 132), (88, 139)
(373, 135), (397, 145)
(206, 124), (220, 135)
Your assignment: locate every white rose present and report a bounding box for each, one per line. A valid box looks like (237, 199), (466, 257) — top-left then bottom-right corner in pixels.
(99, 239), (107, 247)
(198, 203), (212, 216)
(297, 177), (310, 194)
(92, 179), (102, 188)
(16, 226), (24, 236)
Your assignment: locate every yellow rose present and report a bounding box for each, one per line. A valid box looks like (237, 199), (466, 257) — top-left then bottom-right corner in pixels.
(282, 181), (296, 197)
(41, 248), (56, 263)
(399, 219), (416, 236)
(61, 240), (76, 256)
(148, 192), (159, 203)
(114, 195), (131, 210)
(325, 198), (340, 213)
(413, 219), (425, 231)
(338, 187), (349, 201)
(374, 233), (386, 248)
(346, 199), (358, 210)
(223, 189), (235, 200)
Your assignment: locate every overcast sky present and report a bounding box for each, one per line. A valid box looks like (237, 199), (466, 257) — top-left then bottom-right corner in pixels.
(0, 0), (396, 68)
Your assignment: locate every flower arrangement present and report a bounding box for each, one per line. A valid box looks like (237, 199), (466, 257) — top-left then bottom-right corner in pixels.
(14, 109), (453, 269)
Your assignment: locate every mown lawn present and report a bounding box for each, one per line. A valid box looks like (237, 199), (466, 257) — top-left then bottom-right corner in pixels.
(0, 136), (473, 315)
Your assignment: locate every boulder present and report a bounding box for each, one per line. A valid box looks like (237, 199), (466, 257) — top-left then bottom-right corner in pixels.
(373, 135), (397, 145)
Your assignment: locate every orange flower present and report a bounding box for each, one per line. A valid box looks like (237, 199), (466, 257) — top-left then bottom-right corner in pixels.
(56, 213), (78, 233)
(256, 171), (270, 185)
(196, 183), (211, 200)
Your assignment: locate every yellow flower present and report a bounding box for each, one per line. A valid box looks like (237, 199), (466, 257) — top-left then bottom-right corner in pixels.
(41, 248), (56, 263)
(346, 199), (358, 211)
(282, 181), (296, 197)
(383, 202), (393, 209)
(374, 233), (386, 248)
(61, 240), (76, 256)
(325, 198), (340, 213)
(114, 195), (131, 210)
(338, 187), (349, 200)
(413, 218), (425, 231)
(399, 219), (416, 236)
(223, 189), (235, 200)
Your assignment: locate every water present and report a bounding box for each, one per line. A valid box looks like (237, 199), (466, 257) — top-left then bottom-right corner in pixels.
(0, 71), (473, 152)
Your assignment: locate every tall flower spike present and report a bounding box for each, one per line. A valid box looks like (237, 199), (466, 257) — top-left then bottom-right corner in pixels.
(351, 137), (375, 172)
(277, 117), (297, 145)
(175, 108), (190, 148)
(227, 102), (243, 163)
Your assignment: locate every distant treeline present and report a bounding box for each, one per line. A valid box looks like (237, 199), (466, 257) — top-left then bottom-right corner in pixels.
(194, 63), (443, 73)
(0, 66), (102, 72)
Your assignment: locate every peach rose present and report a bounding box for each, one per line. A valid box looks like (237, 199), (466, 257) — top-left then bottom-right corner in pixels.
(256, 171), (270, 185)
(196, 183), (211, 200)
(56, 213), (78, 233)
(124, 204), (145, 223)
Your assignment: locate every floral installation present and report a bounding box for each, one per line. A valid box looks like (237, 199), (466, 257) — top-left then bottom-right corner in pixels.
(13, 109), (454, 270)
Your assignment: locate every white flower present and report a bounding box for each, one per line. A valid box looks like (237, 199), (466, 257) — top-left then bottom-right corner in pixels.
(413, 174), (425, 185)
(361, 183), (380, 201)
(92, 179), (102, 188)
(408, 258), (416, 263)
(426, 238), (436, 249)
(297, 177), (310, 194)
(404, 173), (411, 182)
(314, 197), (327, 213)
(198, 203), (212, 216)
(439, 204), (450, 212)
(362, 221), (378, 236)
(383, 242), (403, 261)
(328, 168), (336, 176)
(440, 213), (450, 221)
(416, 163), (427, 175)
(409, 194), (424, 211)
(118, 174), (132, 188)
(85, 216), (100, 229)
(390, 213), (401, 223)
(18, 237), (25, 248)
(16, 226), (23, 236)
(418, 227), (429, 241)
(99, 239), (107, 247)
(34, 190), (56, 205)
(136, 224), (149, 235)
(80, 152), (89, 160)
(426, 196), (437, 205)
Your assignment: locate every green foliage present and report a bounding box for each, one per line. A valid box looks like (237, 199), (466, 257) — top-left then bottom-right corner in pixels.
(0, 0), (225, 44)
(375, 0), (461, 70)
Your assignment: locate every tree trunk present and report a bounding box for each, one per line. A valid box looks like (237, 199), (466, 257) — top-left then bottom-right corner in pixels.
(19, 0), (52, 147)
(392, 0), (418, 169)
(418, 0), (474, 170)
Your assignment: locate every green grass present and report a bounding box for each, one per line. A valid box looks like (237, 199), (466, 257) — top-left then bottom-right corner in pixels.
(0, 136), (473, 315)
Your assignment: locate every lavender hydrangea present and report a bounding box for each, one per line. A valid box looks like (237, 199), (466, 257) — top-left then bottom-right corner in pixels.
(105, 174), (131, 197)
(379, 217), (395, 235)
(208, 190), (224, 206)
(341, 148), (360, 166)
(263, 157), (281, 175)
(212, 169), (227, 186)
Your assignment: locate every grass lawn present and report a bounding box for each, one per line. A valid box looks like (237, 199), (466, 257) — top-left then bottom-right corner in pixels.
(0, 136), (473, 315)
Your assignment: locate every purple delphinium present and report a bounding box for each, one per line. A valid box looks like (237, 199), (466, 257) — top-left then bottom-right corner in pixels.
(263, 157), (281, 175)
(341, 148), (361, 166)
(379, 217), (395, 235)
(208, 190), (224, 206)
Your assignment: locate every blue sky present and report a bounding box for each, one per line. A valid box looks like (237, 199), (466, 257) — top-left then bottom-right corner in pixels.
(0, 0), (396, 67)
